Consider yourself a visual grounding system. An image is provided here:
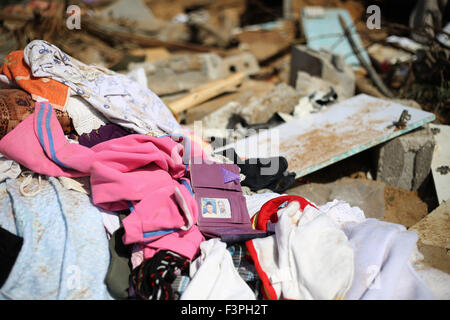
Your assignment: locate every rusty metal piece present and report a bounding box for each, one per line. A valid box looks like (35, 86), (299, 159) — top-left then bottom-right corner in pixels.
(387, 109), (411, 130)
(436, 165), (449, 175)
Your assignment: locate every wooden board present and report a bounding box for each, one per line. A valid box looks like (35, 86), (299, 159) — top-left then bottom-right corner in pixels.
(215, 94), (435, 178)
(430, 124), (450, 204)
(301, 8), (371, 69)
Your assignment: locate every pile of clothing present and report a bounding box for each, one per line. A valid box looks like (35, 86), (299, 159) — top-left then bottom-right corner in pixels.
(0, 40), (437, 300)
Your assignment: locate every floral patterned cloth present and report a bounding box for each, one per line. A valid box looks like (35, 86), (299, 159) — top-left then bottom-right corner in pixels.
(24, 40), (181, 137)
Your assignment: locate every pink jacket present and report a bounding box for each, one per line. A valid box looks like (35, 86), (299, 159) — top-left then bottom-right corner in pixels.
(0, 101), (204, 260)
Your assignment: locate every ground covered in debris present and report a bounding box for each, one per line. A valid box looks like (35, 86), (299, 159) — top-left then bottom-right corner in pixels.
(0, 0), (448, 301)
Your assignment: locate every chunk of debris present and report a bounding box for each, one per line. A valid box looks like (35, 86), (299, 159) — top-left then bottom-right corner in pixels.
(374, 125), (435, 191)
(409, 201), (450, 274)
(289, 45), (355, 100)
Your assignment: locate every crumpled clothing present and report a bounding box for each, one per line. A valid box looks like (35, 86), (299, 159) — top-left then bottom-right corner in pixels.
(342, 219), (434, 300)
(65, 92), (107, 136)
(180, 238), (256, 300)
(0, 177), (112, 300)
(0, 88), (72, 138)
(0, 101), (204, 261)
(220, 148), (296, 193)
(105, 227), (131, 300)
(77, 124), (131, 148)
(247, 200), (355, 300)
(131, 244), (145, 270)
(24, 40), (180, 136)
(1, 50), (70, 111)
(57, 176), (89, 195)
(130, 250), (190, 300)
(0, 153), (21, 183)
(301, 199), (366, 229)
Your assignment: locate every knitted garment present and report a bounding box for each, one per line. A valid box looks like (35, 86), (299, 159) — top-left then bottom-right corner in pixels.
(130, 250), (190, 300)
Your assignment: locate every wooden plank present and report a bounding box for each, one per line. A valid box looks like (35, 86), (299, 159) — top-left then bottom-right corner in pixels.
(215, 94), (435, 178)
(168, 72), (246, 114)
(430, 124), (450, 204)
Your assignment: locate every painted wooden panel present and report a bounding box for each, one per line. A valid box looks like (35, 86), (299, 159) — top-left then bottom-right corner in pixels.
(215, 94), (436, 179)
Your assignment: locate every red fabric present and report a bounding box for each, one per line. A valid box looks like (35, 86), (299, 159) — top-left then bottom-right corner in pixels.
(245, 240), (278, 300)
(254, 195), (317, 231)
(246, 195), (318, 300)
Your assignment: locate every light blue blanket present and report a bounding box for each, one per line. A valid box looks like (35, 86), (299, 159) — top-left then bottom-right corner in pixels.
(0, 177), (113, 300)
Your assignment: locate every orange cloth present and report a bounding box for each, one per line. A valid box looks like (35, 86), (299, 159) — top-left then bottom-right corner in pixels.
(1, 50), (69, 111)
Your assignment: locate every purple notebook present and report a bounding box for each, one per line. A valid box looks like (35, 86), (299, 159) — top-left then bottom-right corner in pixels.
(190, 162), (266, 240)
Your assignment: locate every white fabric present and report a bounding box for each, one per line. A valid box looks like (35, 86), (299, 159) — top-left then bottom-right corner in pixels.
(0, 153), (21, 182)
(98, 208), (121, 239)
(343, 219), (434, 300)
(251, 201), (355, 300)
(317, 199), (366, 228)
(244, 192), (284, 219)
(65, 93), (107, 135)
(180, 238), (256, 300)
(126, 68), (148, 88)
(58, 176), (89, 194)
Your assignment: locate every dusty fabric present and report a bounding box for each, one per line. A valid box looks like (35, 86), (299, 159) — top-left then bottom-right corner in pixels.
(24, 40), (180, 137)
(0, 177), (112, 300)
(0, 152), (21, 183)
(1, 50), (70, 111)
(0, 101), (204, 261)
(343, 219), (434, 300)
(247, 200), (355, 300)
(105, 227), (131, 300)
(0, 89), (71, 138)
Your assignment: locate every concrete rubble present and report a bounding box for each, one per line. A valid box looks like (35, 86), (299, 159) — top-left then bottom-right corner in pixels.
(373, 125), (436, 191)
(289, 45), (355, 101)
(410, 201), (450, 274)
(0, 0), (448, 301)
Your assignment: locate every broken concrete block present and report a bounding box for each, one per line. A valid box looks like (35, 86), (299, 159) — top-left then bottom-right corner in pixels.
(200, 53), (230, 80)
(185, 79), (275, 124)
(201, 101), (242, 130)
(373, 125), (435, 191)
(223, 52), (260, 76)
(128, 53), (229, 96)
(409, 201), (450, 273)
(295, 71), (338, 97)
(239, 83), (302, 125)
(286, 177), (386, 220)
(289, 45), (355, 100)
